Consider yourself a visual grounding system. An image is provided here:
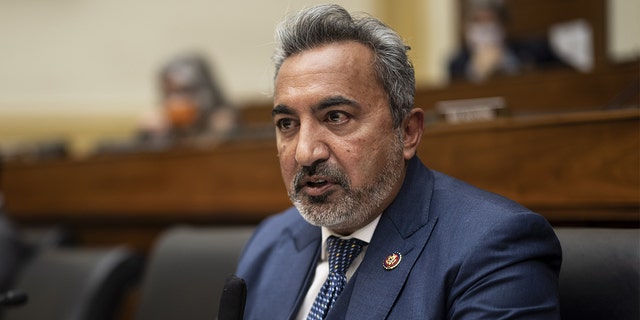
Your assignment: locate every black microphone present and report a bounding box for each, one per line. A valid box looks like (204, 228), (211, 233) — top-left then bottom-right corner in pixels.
(0, 290), (28, 307)
(217, 275), (246, 320)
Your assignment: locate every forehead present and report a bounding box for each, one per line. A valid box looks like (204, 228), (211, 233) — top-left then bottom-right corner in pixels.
(282, 41), (373, 71)
(274, 41), (382, 102)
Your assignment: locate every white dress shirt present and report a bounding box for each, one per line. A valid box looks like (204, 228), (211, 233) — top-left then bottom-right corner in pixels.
(295, 215), (381, 319)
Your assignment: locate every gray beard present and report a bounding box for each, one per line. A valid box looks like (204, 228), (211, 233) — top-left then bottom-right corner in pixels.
(289, 130), (405, 231)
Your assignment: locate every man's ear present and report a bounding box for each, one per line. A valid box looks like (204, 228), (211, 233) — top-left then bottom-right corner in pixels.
(402, 108), (424, 160)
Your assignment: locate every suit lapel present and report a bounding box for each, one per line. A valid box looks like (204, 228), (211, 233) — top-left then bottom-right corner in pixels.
(287, 222), (322, 319)
(333, 157), (438, 319)
(264, 218), (321, 320)
(341, 215), (438, 319)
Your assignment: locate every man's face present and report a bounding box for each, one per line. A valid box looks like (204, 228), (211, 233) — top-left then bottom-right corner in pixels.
(272, 41), (407, 235)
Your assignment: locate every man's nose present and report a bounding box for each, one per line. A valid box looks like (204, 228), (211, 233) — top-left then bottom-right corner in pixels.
(294, 125), (329, 167)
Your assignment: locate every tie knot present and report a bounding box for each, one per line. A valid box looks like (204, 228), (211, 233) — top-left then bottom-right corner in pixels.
(326, 236), (365, 275)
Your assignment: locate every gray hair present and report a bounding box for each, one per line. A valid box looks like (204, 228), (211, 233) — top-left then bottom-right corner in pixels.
(272, 4), (415, 128)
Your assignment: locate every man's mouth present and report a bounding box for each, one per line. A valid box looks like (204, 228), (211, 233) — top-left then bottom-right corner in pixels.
(292, 163), (350, 199)
(306, 178), (328, 188)
(297, 176), (337, 197)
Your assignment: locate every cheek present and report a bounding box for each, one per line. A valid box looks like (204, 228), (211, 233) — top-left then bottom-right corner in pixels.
(335, 139), (373, 182)
(277, 143), (295, 180)
(339, 136), (389, 186)
(277, 144), (288, 164)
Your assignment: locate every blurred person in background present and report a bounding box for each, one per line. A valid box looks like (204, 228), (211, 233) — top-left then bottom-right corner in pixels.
(448, 0), (564, 83)
(139, 53), (238, 146)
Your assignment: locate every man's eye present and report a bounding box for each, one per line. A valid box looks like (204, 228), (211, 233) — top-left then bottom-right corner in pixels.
(276, 118), (297, 131)
(326, 111), (349, 124)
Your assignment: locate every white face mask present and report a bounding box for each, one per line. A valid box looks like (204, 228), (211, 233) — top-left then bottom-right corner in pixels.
(465, 22), (505, 48)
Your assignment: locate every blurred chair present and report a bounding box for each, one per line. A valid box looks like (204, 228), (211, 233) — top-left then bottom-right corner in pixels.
(135, 225), (254, 320)
(2, 246), (142, 320)
(0, 224), (75, 303)
(19, 225), (74, 250)
(18, 225), (75, 267)
(556, 227), (639, 320)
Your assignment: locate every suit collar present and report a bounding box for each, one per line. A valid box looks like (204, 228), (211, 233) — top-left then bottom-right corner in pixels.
(329, 157), (439, 319)
(383, 156), (434, 238)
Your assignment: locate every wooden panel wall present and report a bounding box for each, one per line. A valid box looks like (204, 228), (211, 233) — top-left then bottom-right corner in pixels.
(2, 108), (638, 251)
(420, 108), (639, 224)
(416, 62), (639, 114)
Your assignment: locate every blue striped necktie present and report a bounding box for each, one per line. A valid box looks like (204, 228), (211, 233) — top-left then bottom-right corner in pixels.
(307, 236), (365, 320)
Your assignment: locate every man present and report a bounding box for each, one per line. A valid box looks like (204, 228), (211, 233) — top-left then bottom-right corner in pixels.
(236, 4), (561, 319)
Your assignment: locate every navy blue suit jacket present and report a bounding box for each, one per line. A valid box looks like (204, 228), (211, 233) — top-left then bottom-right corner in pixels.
(236, 157), (561, 319)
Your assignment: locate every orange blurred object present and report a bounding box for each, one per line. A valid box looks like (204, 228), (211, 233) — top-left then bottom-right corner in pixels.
(165, 96), (199, 129)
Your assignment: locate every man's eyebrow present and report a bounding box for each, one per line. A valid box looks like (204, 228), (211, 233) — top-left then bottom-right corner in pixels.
(272, 96), (361, 118)
(315, 96), (361, 111)
(272, 104), (295, 118)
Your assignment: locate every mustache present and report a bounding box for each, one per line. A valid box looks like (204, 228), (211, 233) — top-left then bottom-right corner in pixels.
(293, 162), (350, 194)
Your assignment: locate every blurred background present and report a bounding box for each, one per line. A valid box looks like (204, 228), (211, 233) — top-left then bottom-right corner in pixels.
(0, 0), (452, 156)
(0, 0), (638, 319)
(0, 0), (635, 157)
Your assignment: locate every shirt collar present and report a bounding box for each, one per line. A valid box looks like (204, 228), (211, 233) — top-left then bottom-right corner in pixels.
(320, 214), (381, 260)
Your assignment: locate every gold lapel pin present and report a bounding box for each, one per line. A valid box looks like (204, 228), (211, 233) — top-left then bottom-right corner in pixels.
(383, 252), (402, 270)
